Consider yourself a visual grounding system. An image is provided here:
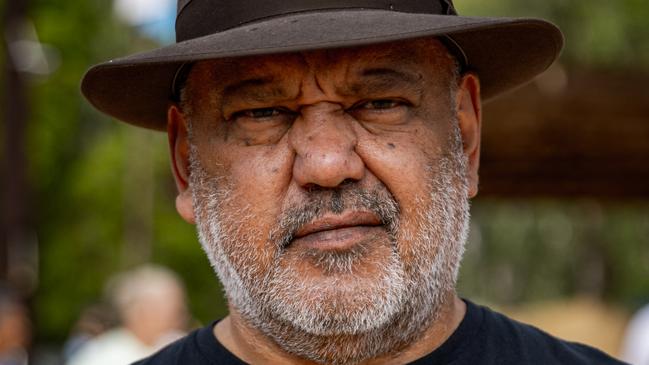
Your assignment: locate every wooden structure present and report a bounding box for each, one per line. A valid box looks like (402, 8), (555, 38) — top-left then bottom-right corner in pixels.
(479, 66), (649, 198)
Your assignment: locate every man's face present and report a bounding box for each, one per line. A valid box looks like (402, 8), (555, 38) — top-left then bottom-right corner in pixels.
(171, 38), (481, 364)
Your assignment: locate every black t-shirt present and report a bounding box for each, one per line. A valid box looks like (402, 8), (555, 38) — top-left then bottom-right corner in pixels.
(133, 300), (628, 364)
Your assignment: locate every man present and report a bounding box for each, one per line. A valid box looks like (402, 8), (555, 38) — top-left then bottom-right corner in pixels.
(81, 1), (627, 364)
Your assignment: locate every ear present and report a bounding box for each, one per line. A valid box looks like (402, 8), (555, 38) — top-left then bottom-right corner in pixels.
(168, 104), (196, 224)
(455, 73), (482, 198)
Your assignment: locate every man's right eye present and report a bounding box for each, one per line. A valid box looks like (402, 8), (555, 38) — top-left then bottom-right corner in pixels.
(242, 108), (281, 118)
(226, 106), (296, 144)
(232, 107), (292, 121)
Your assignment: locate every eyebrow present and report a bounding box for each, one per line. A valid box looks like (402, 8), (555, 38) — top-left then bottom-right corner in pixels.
(220, 67), (423, 104)
(222, 77), (289, 104)
(361, 68), (421, 84)
(341, 67), (423, 96)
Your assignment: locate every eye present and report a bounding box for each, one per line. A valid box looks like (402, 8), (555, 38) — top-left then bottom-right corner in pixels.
(222, 106), (294, 146)
(358, 99), (402, 110)
(228, 107), (298, 127)
(348, 98), (411, 125)
(235, 107), (284, 120)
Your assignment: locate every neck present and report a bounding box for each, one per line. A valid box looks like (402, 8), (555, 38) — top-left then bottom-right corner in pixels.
(214, 293), (466, 365)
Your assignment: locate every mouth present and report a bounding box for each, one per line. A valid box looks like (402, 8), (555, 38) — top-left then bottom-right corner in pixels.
(291, 211), (384, 251)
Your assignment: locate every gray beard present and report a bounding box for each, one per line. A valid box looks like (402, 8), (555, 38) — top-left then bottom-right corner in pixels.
(189, 128), (470, 365)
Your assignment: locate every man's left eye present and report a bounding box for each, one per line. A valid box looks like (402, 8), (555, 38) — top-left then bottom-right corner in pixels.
(242, 108), (282, 118)
(359, 99), (401, 110)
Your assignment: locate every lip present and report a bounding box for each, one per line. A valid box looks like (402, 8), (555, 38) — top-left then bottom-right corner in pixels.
(291, 211), (383, 251)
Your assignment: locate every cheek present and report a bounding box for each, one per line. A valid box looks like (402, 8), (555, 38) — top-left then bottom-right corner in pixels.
(353, 119), (444, 211)
(195, 113), (292, 214)
(226, 136), (292, 206)
(196, 136), (294, 269)
(352, 119), (446, 259)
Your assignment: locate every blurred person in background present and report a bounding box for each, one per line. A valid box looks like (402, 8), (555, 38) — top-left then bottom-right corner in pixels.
(0, 287), (31, 365)
(61, 303), (117, 361)
(66, 265), (189, 365)
(621, 304), (649, 365)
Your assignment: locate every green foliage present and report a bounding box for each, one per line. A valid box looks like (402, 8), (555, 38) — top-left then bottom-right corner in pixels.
(456, 0), (649, 68)
(27, 0), (127, 340)
(25, 0), (226, 342)
(459, 200), (649, 307)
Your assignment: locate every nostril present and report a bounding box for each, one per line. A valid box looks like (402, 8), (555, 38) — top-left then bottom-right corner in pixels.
(303, 183), (321, 193)
(302, 178), (358, 193)
(340, 178), (358, 187)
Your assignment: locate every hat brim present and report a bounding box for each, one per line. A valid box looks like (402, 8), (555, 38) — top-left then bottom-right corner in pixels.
(81, 9), (563, 130)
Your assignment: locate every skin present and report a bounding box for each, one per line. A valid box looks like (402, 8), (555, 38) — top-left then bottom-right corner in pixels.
(0, 305), (31, 352)
(167, 38), (482, 364)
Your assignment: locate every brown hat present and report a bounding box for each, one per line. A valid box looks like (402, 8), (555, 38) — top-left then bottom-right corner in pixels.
(81, 0), (563, 131)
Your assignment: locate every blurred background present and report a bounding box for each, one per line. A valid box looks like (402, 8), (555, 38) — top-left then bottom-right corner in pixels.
(1, 0), (648, 363)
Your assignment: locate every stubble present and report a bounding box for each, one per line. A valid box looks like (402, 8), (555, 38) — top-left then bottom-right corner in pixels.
(188, 121), (470, 364)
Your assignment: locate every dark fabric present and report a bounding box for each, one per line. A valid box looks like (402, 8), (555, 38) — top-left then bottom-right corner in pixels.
(132, 300), (628, 365)
(176, 0), (456, 41)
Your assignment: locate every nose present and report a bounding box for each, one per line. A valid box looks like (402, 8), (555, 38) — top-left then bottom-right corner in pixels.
(289, 102), (365, 189)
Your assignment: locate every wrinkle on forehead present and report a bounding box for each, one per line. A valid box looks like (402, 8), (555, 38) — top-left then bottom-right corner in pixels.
(181, 37), (458, 119)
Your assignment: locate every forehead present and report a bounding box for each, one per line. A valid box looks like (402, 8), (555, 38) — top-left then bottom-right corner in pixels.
(184, 37), (455, 93)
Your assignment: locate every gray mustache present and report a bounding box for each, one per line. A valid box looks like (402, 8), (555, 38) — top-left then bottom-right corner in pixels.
(270, 183), (401, 249)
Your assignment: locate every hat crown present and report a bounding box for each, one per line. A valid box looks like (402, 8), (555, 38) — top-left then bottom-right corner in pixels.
(176, 0), (457, 42)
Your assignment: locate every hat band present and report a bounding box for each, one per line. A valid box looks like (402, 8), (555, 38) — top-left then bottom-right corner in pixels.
(176, 0), (457, 42)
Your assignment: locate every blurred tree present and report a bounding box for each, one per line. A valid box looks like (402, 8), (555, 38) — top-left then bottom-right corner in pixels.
(22, 0), (225, 343)
(459, 200), (649, 307)
(454, 0), (649, 309)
